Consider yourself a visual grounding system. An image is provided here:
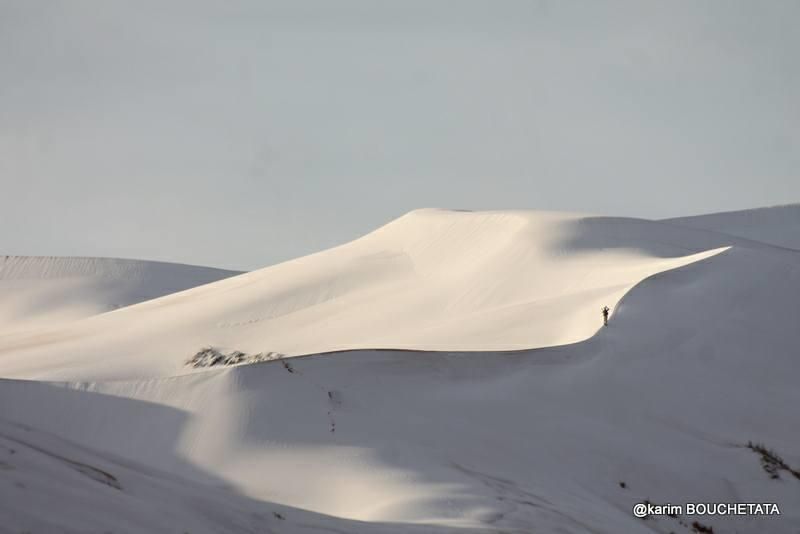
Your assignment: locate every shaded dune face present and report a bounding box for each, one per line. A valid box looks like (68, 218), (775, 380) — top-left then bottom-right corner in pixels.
(665, 203), (800, 251)
(0, 210), (725, 381)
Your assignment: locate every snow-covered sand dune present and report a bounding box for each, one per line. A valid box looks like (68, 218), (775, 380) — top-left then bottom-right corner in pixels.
(0, 210), (725, 380)
(0, 256), (240, 335)
(1, 208), (799, 533)
(665, 203), (800, 250)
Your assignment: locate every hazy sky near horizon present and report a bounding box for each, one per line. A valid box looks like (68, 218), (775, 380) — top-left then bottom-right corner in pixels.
(1, 1), (798, 270)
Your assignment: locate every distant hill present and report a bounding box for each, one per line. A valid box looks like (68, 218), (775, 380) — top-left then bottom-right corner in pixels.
(0, 256), (241, 334)
(665, 203), (800, 250)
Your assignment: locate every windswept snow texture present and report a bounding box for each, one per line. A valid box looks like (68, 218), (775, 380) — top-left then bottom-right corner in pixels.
(0, 256), (241, 335)
(1, 208), (799, 533)
(665, 204), (800, 250)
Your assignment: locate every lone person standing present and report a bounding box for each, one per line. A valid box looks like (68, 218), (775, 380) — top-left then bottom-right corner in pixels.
(602, 306), (610, 326)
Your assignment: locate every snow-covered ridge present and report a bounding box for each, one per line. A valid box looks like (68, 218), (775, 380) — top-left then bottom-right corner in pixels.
(665, 203), (800, 250)
(0, 256), (241, 335)
(0, 255), (238, 280)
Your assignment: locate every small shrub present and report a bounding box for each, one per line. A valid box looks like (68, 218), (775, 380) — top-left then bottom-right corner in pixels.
(746, 441), (800, 480)
(186, 347), (285, 368)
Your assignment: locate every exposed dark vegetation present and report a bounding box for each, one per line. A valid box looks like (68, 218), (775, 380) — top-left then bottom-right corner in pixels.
(186, 347), (285, 368)
(746, 441), (800, 480)
(73, 463), (121, 490)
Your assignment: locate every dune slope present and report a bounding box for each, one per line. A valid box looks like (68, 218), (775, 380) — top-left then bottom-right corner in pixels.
(0, 210), (725, 380)
(1, 209), (798, 533)
(665, 203), (800, 250)
(0, 256), (241, 335)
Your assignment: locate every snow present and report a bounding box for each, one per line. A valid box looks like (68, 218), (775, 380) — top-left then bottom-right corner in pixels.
(665, 203), (800, 251)
(1, 208), (799, 533)
(0, 210), (726, 380)
(0, 256), (240, 335)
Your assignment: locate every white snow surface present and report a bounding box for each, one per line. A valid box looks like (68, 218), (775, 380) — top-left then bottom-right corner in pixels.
(1, 208), (798, 533)
(0, 255), (240, 335)
(665, 203), (800, 250)
(0, 210), (725, 381)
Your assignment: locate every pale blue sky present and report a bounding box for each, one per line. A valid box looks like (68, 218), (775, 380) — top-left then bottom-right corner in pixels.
(1, 1), (798, 270)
